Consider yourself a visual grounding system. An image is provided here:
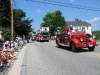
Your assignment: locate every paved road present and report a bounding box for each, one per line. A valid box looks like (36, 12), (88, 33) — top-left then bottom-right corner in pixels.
(20, 41), (100, 75)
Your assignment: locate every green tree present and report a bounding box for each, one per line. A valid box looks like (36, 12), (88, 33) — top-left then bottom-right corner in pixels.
(0, 0), (11, 27)
(0, 26), (11, 41)
(0, 0), (34, 40)
(13, 9), (33, 37)
(41, 10), (66, 35)
(92, 30), (100, 40)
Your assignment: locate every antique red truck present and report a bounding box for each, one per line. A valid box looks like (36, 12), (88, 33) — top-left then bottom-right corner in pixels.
(36, 27), (50, 42)
(55, 26), (98, 52)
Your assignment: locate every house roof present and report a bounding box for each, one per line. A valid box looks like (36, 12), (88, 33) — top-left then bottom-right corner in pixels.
(66, 21), (91, 27)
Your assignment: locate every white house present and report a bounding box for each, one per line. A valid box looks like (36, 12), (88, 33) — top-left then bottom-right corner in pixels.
(66, 18), (92, 35)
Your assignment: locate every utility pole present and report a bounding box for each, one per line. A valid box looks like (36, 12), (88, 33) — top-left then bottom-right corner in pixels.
(10, 0), (14, 42)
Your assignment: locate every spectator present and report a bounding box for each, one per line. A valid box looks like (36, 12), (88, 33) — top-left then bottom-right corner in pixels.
(0, 31), (4, 50)
(0, 31), (3, 38)
(0, 31), (5, 70)
(10, 41), (14, 48)
(14, 40), (18, 51)
(23, 35), (25, 44)
(19, 36), (24, 46)
(0, 31), (4, 71)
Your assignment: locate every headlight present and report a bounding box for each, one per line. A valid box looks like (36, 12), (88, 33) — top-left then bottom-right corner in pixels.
(80, 38), (83, 41)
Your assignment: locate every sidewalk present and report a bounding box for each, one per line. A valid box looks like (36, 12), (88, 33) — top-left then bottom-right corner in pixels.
(4, 45), (27, 75)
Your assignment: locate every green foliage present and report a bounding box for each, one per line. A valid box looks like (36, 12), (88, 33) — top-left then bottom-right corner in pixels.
(92, 30), (100, 40)
(41, 10), (66, 35)
(14, 9), (33, 37)
(0, 26), (11, 41)
(0, 1), (34, 40)
(0, 0), (11, 27)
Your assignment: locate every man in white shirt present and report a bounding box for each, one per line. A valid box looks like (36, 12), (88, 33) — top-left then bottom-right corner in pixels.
(0, 31), (4, 50)
(0, 31), (3, 67)
(0, 31), (3, 38)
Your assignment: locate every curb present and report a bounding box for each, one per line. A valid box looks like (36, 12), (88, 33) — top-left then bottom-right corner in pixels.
(0, 45), (26, 75)
(1, 50), (20, 75)
(6, 44), (27, 75)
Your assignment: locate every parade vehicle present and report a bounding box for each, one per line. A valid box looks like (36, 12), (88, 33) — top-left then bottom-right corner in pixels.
(55, 26), (98, 52)
(31, 34), (36, 41)
(36, 27), (50, 42)
(31, 32), (36, 41)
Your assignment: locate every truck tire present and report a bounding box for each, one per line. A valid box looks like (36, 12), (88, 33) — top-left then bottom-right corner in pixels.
(88, 46), (95, 51)
(56, 40), (61, 48)
(47, 40), (49, 42)
(71, 42), (77, 52)
(57, 44), (61, 48)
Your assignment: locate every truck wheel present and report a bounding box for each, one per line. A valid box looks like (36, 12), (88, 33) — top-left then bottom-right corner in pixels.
(47, 40), (49, 42)
(56, 40), (61, 48)
(88, 46), (95, 51)
(57, 44), (61, 48)
(71, 42), (77, 52)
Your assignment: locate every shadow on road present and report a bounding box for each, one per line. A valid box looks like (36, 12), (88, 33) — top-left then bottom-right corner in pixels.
(55, 46), (94, 53)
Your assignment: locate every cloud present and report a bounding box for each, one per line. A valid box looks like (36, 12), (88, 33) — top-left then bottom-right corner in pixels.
(92, 24), (96, 27)
(34, 10), (44, 13)
(86, 17), (100, 23)
(70, 0), (75, 3)
(91, 23), (100, 31)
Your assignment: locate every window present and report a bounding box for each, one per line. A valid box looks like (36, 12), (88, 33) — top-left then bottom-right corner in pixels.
(87, 26), (88, 29)
(79, 27), (81, 29)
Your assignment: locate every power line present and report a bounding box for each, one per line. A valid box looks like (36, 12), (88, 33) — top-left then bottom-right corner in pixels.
(26, 0), (100, 11)
(44, 0), (100, 9)
(47, 0), (100, 9)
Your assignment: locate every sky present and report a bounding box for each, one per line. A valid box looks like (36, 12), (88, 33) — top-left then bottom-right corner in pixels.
(14, 0), (100, 31)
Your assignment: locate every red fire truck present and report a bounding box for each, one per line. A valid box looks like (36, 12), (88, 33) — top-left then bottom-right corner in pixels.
(36, 27), (50, 42)
(55, 26), (98, 52)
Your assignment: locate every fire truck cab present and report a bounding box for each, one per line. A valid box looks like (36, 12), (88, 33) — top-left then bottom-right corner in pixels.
(36, 27), (50, 42)
(56, 26), (98, 52)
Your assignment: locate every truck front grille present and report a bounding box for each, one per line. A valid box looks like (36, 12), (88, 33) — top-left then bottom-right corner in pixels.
(43, 36), (47, 38)
(83, 35), (87, 44)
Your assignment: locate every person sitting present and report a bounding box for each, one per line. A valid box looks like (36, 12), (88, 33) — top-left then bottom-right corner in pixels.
(3, 41), (14, 60)
(67, 25), (73, 38)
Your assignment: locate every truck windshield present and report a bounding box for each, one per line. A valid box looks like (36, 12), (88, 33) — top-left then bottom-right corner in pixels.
(43, 33), (49, 35)
(74, 29), (83, 32)
(41, 33), (49, 35)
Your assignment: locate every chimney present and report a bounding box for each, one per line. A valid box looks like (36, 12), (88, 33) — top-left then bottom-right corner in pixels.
(75, 18), (78, 22)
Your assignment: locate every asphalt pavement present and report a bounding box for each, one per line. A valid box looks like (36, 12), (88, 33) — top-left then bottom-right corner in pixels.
(6, 41), (100, 75)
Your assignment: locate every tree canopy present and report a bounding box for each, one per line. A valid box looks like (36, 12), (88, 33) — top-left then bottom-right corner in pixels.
(13, 9), (33, 36)
(41, 10), (66, 35)
(92, 30), (100, 40)
(0, 0), (34, 40)
(0, 0), (11, 27)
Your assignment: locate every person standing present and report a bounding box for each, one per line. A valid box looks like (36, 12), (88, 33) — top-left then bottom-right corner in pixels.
(0, 31), (3, 39)
(0, 31), (4, 50)
(0, 31), (4, 70)
(22, 35), (25, 44)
